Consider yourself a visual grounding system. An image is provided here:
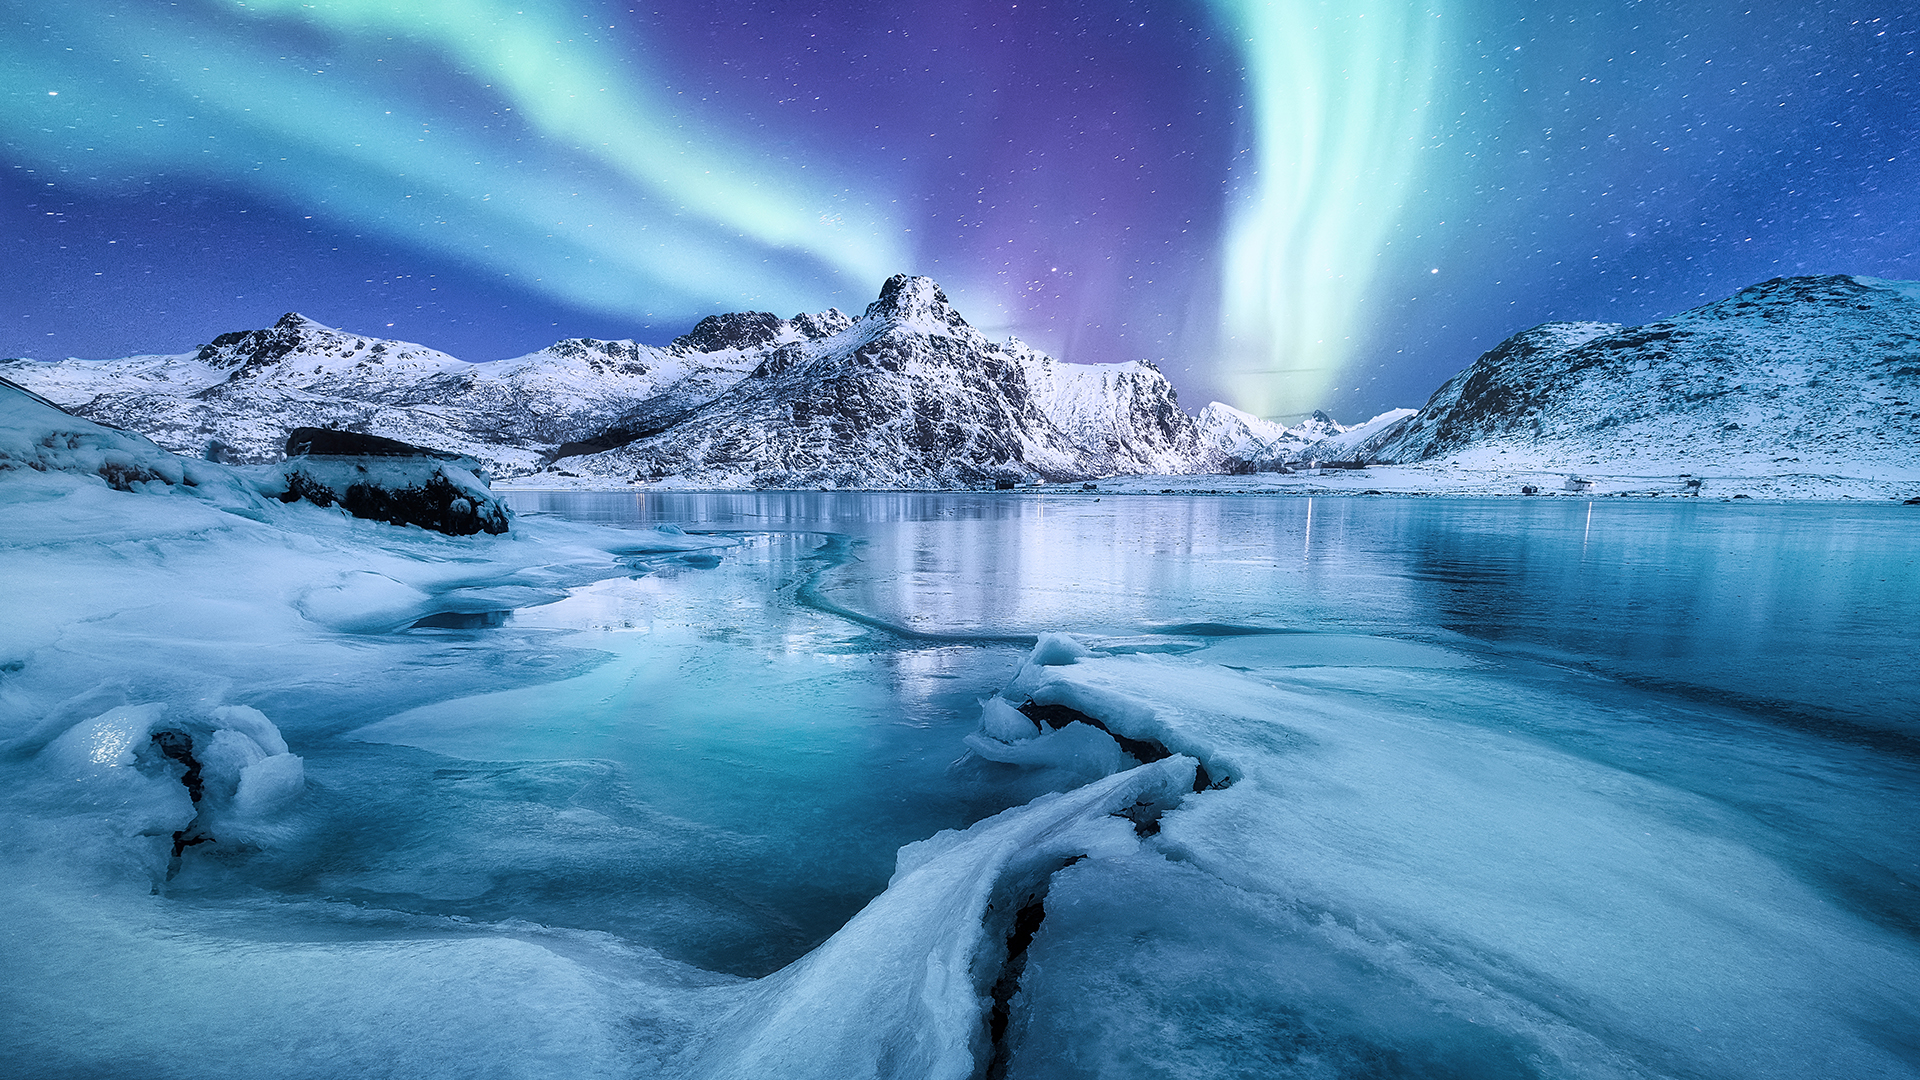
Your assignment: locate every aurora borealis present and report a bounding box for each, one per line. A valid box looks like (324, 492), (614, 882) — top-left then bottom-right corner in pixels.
(3, 0), (1916, 421)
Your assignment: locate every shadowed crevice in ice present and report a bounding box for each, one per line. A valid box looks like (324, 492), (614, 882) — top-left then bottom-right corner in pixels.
(984, 883), (1059, 1080)
(1014, 700), (1229, 793)
(1147, 622), (1313, 637)
(150, 728), (216, 880)
(409, 610), (511, 630)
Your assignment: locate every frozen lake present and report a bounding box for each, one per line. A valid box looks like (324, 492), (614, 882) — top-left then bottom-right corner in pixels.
(6, 491), (1917, 1079)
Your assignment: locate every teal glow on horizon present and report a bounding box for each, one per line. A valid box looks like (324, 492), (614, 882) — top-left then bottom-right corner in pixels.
(1207, 0), (1442, 420)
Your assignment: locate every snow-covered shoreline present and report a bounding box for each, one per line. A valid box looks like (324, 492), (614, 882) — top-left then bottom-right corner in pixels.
(497, 464), (1920, 502)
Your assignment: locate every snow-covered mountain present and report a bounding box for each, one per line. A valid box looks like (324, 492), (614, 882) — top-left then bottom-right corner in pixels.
(545, 275), (1200, 487)
(12, 272), (1913, 490)
(1193, 402), (1290, 464)
(1367, 275), (1920, 474)
(2, 282), (1244, 486)
(0, 314), (779, 476)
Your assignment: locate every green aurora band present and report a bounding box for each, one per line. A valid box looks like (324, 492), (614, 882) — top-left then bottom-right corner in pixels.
(1207, 0), (1442, 420)
(5, 0), (1443, 418)
(2, 0), (903, 321)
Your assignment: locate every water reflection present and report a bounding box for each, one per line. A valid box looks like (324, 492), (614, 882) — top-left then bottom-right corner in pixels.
(506, 492), (1920, 740)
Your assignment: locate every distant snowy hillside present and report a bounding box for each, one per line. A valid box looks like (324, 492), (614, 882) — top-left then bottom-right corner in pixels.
(1293, 408), (1421, 464)
(1368, 275), (1920, 475)
(0, 314), (776, 476)
(1193, 402), (1290, 464)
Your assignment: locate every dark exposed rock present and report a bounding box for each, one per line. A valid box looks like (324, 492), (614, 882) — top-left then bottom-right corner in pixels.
(278, 468), (508, 535)
(196, 312), (314, 370)
(789, 308), (853, 339)
(671, 311), (788, 353)
(279, 428), (509, 535)
(285, 426), (474, 461)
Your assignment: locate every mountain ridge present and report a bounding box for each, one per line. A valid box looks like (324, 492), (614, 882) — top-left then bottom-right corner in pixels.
(5, 273), (1915, 491)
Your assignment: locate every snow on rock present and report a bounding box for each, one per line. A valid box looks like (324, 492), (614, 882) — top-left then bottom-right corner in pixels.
(1291, 407), (1420, 464)
(1012, 345), (1201, 475)
(4, 282), (1290, 490)
(21, 272), (1916, 493)
(273, 427), (511, 536)
(1193, 401), (1291, 465)
(532, 276), (1229, 488)
(1369, 274), (1920, 478)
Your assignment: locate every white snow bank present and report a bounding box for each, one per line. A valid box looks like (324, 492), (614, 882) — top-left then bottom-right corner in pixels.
(0, 377), (255, 502)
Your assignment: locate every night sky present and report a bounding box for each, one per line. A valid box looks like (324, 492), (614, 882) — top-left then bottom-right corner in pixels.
(4, 0), (1916, 422)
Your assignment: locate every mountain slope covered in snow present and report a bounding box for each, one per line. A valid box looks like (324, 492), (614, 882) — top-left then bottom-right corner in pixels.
(0, 314), (782, 476)
(1368, 275), (1920, 476)
(544, 276), (1211, 487)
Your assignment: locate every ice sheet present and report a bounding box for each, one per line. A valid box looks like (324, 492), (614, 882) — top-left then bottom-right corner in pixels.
(983, 638), (1920, 1079)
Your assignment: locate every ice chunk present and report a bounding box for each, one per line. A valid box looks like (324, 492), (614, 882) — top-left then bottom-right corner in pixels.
(979, 696), (1039, 742)
(43, 702), (167, 774)
(40, 703), (196, 843)
(199, 728), (268, 795)
(233, 752), (305, 817)
(1027, 631), (1092, 667)
(964, 723), (1133, 779)
(297, 571), (435, 633)
(208, 704), (289, 756)
(991, 643), (1920, 1080)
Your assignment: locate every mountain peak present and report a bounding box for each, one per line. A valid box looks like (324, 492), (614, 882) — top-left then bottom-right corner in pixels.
(864, 275), (970, 332)
(273, 312), (334, 333)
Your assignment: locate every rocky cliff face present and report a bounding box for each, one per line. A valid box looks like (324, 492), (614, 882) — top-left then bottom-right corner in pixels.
(1367, 275), (1920, 473)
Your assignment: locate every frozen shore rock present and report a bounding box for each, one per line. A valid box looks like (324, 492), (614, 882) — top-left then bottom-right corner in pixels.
(274, 427), (510, 536)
